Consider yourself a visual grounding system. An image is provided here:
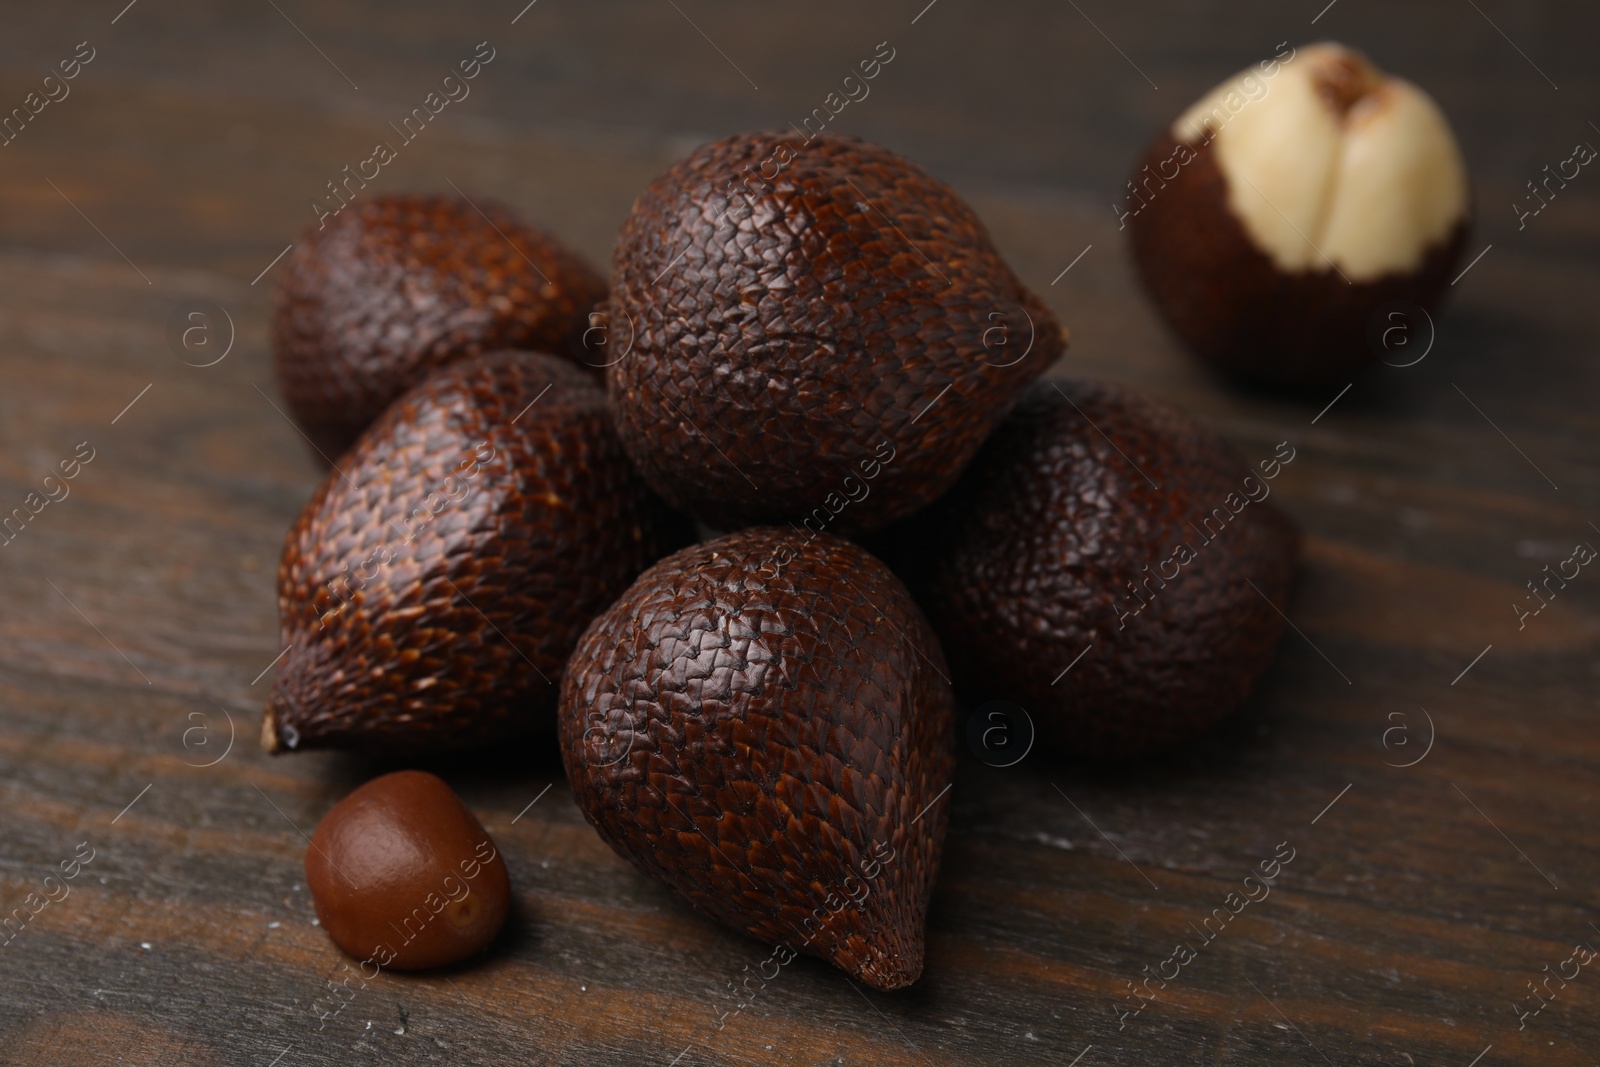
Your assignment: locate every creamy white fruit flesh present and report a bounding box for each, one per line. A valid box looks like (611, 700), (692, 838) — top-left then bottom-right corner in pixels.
(1172, 43), (1468, 281)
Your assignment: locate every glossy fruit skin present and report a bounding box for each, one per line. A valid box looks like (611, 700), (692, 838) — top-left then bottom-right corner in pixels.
(888, 380), (1299, 760)
(1127, 133), (1468, 392)
(265, 351), (690, 755)
(306, 770), (511, 970)
(557, 528), (956, 991)
(608, 130), (1065, 534)
(273, 194), (607, 460)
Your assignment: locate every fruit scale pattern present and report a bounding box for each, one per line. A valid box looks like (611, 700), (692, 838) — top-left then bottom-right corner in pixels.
(558, 529), (955, 991)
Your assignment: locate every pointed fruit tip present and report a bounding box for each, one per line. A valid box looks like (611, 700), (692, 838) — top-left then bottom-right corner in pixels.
(832, 925), (927, 992)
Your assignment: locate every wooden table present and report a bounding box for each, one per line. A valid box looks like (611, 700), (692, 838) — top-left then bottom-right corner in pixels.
(2, 2), (1596, 1064)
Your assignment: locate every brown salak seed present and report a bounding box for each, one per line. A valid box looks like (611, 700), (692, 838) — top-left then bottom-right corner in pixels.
(306, 770), (511, 970)
(557, 527), (956, 991)
(882, 379), (1299, 760)
(607, 130), (1066, 534)
(264, 351), (690, 755)
(273, 193), (608, 460)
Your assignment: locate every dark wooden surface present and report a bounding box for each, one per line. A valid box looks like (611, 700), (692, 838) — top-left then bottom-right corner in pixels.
(3, 2), (1598, 1064)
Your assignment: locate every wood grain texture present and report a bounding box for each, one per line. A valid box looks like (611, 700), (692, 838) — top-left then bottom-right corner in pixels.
(1, 2), (1597, 1065)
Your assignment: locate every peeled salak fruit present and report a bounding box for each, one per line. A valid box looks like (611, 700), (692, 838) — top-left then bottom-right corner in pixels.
(1126, 42), (1470, 389)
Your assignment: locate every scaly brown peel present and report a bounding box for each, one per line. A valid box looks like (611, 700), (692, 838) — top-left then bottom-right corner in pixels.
(608, 131), (1066, 533)
(884, 379), (1300, 760)
(557, 528), (957, 990)
(265, 351), (689, 754)
(273, 194), (607, 459)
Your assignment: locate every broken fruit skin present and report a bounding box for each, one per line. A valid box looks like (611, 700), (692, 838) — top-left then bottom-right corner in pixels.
(305, 770), (511, 971)
(608, 130), (1065, 534)
(265, 351), (690, 755)
(1128, 42), (1470, 391)
(557, 527), (956, 991)
(273, 194), (607, 461)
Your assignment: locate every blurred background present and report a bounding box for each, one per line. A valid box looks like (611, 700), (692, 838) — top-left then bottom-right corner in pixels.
(1, 2), (1596, 1065)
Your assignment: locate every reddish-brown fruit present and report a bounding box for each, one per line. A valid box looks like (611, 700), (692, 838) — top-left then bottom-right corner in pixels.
(557, 528), (956, 990)
(272, 194), (607, 459)
(1125, 44), (1470, 392)
(264, 351), (689, 754)
(306, 770), (510, 970)
(607, 130), (1065, 534)
(885, 380), (1299, 760)
(1127, 132), (1466, 390)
